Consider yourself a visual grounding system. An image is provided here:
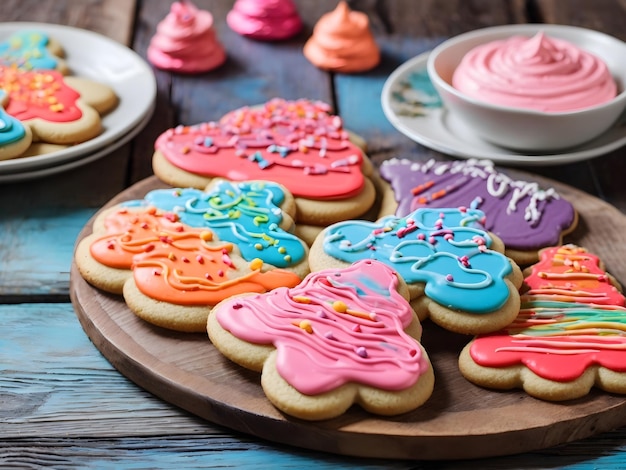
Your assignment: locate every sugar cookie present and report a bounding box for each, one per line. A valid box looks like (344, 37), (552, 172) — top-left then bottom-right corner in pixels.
(208, 259), (434, 420)
(459, 245), (626, 401)
(309, 206), (523, 334)
(152, 98), (377, 226)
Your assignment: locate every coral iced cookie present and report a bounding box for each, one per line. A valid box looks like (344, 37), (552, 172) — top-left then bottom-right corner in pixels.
(309, 206), (523, 335)
(122, 180), (310, 278)
(227, 0), (302, 41)
(147, 0), (226, 73)
(303, 1), (380, 73)
(0, 30), (68, 73)
(208, 259), (434, 420)
(152, 98), (377, 226)
(459, 245), (626, 401)
(0, 66), (118, 145)
(379, 158), (578, 265)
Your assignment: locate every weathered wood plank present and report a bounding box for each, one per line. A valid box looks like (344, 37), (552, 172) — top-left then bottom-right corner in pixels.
(1, 0), (137, 45)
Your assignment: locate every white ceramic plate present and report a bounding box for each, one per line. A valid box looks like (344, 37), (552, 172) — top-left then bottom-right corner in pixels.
(0, 22), (156, 174)
(381, 52), (626, 166)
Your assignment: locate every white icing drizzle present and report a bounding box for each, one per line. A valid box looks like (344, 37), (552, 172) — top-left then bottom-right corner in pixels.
(382, 158), (560, 226)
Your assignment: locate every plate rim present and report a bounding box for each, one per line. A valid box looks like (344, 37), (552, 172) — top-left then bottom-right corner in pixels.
(381, 51), (626, 166)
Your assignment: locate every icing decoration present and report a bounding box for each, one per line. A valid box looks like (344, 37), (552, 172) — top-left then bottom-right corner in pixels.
(380, 158), (576, 251)
(303, 1), (380, 73)
(227, 0), (303, 41)
(0, 91), (27, 147)
(89, 206), (207, 269)
(89, 206), (300, 306)
(0, 31), (59, 70)
(0, 66), (82, 122)
(155, 98), (366, 200)
(147, 0), (226, 73)
(131, 236), (300, 306)
(123, 181), (307, 268)
(469, 245), (626, 382)
(322, 207), (514, 313)
(215, 259), (430, 394)
(452, 32), (616, 112)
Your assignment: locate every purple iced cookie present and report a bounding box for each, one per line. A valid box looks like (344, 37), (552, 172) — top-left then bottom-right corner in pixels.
(379, 158), (577, 262)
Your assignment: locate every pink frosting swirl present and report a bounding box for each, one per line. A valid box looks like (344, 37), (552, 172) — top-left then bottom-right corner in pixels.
(147, 1), (226, 73)
(452, 32), (617, 112)
(227, 0), (302, 41)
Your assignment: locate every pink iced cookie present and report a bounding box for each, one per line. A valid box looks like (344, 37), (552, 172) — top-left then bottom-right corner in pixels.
(147, 0), (226, 73)
(208, 259), (434, 420)
(227, 0), (302, 41)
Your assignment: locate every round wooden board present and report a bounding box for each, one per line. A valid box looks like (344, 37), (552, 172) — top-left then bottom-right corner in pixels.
(70, 174), (626, 461)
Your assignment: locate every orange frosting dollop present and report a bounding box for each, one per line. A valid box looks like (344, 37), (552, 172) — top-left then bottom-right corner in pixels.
(303, 1), (380, 73)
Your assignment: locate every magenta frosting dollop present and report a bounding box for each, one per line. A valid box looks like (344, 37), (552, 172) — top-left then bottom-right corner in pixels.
(227, 0), (302, 41)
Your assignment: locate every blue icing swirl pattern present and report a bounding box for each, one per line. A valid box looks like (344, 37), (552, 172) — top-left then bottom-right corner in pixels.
(124, 181), (307, 268)
(323, 207), (513, 313)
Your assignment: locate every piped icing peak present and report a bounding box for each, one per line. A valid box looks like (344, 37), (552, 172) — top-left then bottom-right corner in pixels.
(227, 0), (303, 41)
(452, 32), (616, 112)
(379, 158), (576, 252)
(154, 98), (366, 200)
(147, 0), (226, 73)
(303, 1), (380, 73)
(468, 245), (626, 384)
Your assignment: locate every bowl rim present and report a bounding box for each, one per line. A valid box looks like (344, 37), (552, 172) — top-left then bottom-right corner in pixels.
(426, 23), (626, 117)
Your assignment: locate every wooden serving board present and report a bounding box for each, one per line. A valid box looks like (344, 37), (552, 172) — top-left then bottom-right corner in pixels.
(70, 174), (626, 461)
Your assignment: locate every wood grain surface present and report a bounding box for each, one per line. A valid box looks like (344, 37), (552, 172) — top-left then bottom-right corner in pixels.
(70, 173), (626, 461)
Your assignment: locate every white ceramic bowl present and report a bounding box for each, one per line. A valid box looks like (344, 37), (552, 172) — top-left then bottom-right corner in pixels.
(426, 24), (626, 151)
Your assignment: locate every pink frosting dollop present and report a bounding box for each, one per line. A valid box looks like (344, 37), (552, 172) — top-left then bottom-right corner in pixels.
(147, 1), (226, 73)
(452, 32), (617, 112)
(303, 1), (380, 73)
(226, 0), (302, 41)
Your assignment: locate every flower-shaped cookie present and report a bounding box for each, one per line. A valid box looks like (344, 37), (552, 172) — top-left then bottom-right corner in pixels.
(0, 65), (117, 145)
(208, 259), (434, 420)
(459, 245), (626, 401)
(310, 206), (523, 334)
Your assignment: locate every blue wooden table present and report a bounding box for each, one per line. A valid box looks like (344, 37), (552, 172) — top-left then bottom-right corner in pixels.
(2, 0), (626, 467)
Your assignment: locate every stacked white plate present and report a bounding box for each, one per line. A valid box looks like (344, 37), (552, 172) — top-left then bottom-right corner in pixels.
(0, 22), (156, 183)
